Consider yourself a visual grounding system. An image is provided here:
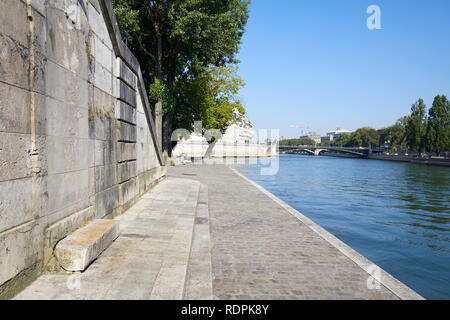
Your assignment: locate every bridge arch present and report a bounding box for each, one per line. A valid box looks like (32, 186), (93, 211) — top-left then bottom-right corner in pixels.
(314, 149), (327, 156)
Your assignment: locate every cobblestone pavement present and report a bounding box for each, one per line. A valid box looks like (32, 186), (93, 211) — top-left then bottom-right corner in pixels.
(168, 164), (402, 300)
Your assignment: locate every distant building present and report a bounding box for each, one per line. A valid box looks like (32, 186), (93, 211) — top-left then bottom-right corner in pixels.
(300, 132), (322, 144)
(324, 128), (352, 142)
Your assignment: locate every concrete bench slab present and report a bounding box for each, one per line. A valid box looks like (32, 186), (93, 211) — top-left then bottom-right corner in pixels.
(54, 219), (120, 272)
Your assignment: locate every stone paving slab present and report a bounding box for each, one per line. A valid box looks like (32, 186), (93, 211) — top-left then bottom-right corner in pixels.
(13, 178), (200, 300)
(184, 184), (214, 300)
(168, 164), (422, 300)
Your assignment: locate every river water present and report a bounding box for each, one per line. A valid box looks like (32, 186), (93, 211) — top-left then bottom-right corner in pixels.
(234, 154), (450, 299)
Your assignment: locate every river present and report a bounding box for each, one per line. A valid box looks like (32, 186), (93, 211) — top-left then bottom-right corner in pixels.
(234, 154), (450, 299)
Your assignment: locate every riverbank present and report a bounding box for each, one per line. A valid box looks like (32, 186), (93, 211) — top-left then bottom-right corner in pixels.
(310, 151), (450, 167)
(12, 164), (423, 300)
(368, 154), (450, 167)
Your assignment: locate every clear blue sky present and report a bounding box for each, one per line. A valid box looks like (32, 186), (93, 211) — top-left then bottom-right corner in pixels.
(236, 0), (450, 138)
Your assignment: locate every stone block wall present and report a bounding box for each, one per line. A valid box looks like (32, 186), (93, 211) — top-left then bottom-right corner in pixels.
(0, 0), (165, 299)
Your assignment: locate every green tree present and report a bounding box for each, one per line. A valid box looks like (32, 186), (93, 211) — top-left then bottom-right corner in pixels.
(331, 133), (351, 147)
(299, 138), (316, 146)
(349, 127), (379, 147)
(405, 99), (428, 153)
(426, 95), (450, 155)
(280, 138), (315, 146)
(380, 117), (407, 148)
(173, 65), (245, 137)
(112, 0), (250, 155)
(280, 139), (301, 146)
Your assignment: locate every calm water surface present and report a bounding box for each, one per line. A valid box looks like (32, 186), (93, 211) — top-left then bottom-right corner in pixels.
(234, 154), (450, 299)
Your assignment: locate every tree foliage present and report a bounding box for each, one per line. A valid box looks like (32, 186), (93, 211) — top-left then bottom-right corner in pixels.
(173, 65), (246, 135)
(280, 138), (316, 146)
(426, 95), (450, 155)
(380, 116), (409, 148)
(348, 127), (379, 147)
(112, 0), (250, 153)
(405, 99), (428, 152)
(331, 133), (351, 147)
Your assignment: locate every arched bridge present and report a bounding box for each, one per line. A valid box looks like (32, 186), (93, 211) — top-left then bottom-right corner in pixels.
(279, 145), (369, 158)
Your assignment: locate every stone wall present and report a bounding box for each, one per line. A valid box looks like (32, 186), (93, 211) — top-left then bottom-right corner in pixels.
(0, 0), (165, 299)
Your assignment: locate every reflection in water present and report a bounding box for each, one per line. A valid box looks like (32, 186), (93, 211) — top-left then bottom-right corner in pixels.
(234, 154), (450, 299)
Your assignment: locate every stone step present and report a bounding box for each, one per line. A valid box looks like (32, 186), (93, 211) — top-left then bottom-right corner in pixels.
(183, 183), (214, 300)
(54, 219), (120, 272)
(148, 180), (201, 300)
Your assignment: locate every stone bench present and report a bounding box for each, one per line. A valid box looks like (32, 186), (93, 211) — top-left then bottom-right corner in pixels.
(54, 219), (120, 272)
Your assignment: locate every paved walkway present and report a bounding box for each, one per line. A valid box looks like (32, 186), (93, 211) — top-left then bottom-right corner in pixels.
(168, 164), (420, 300)
(14, 177), (212, 300)
(14, 164), (422, 300)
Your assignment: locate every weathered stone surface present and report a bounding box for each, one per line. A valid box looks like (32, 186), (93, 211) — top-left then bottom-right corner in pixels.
(90, 107), (114, 141)
(46, 7), (88, 78)
(93, 34), (113, 72)
(116, 121), (136, 142)
(54, 219), (119, 271)
(46, 136), (89, 175)
(94, 139), (116, 166)
(117, 161), (137, 184)
(115, 58), (136, 89)
(47, 196), (90, 227)
(87, 1), (112, 49)
(0, 220), (44, 288)
(0, 132), (32, 182)
(115, 101), (136, 125)
(88, 139), (95, 168)
(118, 178), (138, 206)
(0, 34), (29, 91)
(87, 0), (101, 13)
(30, 0), (46, 17)
(117, 142), (137, 163)
(137, 166), (165, 195)
(95, 185), (119, 219)
(118, 80), (136, 107)
(45, 97), (88, 139)
(31, 5), (47, 53)
(45, 60), (65, 101)
(88, 167), (95, 195)
(66, 71), (88, 107)
(46, 169), (89, 216)
(47, 0), (64, 11)
(93, 61), (113, 95)
(0, 82), (30, 134)
(0, 177), (32, 234)
(95, 164), (117, 193)
(0, 0), (164, 298)
(93, 86), (114, 113)
(0, 0), (29, 47)
(45, 206), (94, 252)
(0, 261), (41, 300)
